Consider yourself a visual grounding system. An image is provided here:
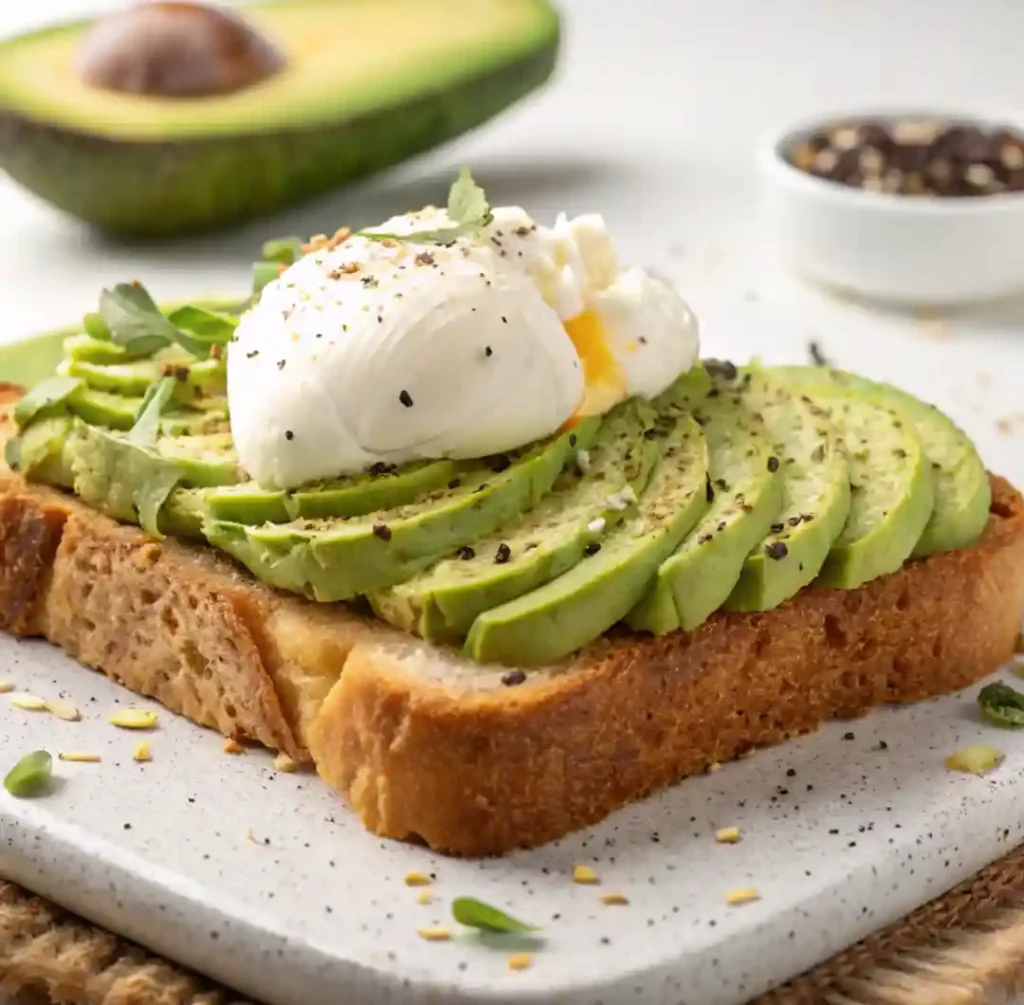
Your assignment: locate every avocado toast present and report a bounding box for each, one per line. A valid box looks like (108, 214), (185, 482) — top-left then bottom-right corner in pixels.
(2, 179), (1023, 856)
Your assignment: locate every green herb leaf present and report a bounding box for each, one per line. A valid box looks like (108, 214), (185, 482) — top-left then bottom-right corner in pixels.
(252, 261), (283, 296)
(451, 897), (539, 934)
(261, 236), (304, 266)
(360, 166), (492, 245)
(165, 306), (238, 345)
(128, 377), (176, 447)
(447, 165), (493, 229)
(979, 681), (1024, 728)
(99, 283), (229, 360)
(135, 465), (183, 538)
(99, 283), (179, 357)
(12, 375), (83, 428)
(4, 750), (53, 798)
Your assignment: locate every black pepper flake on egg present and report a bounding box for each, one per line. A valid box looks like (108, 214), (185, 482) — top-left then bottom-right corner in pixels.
(360, 275), (378, 288)
(277, 359), (287, 370)
(584, 541), (602, 556)
(765, 541), (788, 560)
(456, 545), (475, 560)
(502, 669), (527, 687)
(372, 523), (393, 541)
(484, 345), (493, 357)
(415, 252), (435, 266)
(767, 455), (780, 473)
(495, 543), (512, 564)
(399, 390), (414, 408)
(246, 350), (259, 359)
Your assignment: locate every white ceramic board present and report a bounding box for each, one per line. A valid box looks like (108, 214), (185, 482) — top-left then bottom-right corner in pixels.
(3, 637), (1024, 1005)
(4, 1), (1024, 1002)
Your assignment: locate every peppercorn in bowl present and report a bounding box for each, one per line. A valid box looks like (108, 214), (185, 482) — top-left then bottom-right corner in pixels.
(758, 108), (1024, 306)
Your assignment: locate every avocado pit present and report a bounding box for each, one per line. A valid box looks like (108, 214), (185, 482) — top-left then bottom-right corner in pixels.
(75, 1), (286, 99)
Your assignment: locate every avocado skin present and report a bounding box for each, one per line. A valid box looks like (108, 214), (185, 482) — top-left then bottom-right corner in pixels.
(0, 21), (558, 237)
(771, 366), (990, 557)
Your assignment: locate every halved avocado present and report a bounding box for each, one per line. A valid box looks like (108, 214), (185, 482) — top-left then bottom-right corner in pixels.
(0, 0), (560, 237)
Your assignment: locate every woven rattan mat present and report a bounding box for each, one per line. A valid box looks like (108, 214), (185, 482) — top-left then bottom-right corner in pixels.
(6, 845), (1024, 1005)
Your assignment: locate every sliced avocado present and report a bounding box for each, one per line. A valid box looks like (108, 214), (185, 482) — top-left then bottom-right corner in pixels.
(65, 385), (228, 434)
(771, 366), (990, 557)
(16, 415), (76, 487)
(161, 488), (209, 540)
(205, 458), (467, 525)
(204, 418), (601, 601)
(465, 405), (710, 667)
(60, 354), (225, 401)
(0, 0), (560, 237)
(725, 368), (851, 612)
(771, 374), (935, 588)
(155, 432), (240, 488)
(63, 332), (149, 365)
(628, 373), (784, 634)
(370, 400), (662, 643)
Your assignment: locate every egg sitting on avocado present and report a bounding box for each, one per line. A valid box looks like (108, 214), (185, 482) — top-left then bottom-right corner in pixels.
(0, 0), (560, 237)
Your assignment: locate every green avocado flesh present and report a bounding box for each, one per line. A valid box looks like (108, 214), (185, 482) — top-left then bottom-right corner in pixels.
(4, 297), (992, 667)
(627, 371), (784, 634)
(465, 402), (711, 666)
(0, 0), (559, 236)
(724, 368), (851, 612)
(770, 367), (990, 557)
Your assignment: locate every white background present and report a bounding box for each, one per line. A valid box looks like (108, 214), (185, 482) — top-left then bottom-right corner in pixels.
(1, 1), (1023, 1002)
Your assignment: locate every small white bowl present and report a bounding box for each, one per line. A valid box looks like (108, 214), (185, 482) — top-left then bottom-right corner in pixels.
(757, 108), (1024, 307)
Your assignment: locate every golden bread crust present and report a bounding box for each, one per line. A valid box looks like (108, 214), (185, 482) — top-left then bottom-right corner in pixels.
(2, 384), (1023, 855)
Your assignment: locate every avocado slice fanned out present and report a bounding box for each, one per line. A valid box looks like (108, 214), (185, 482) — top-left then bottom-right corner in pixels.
(465, 403), (710, 667)
(0, 0), (560, 237)
(771, 366), (990, 556)
(628, 371), (784, 634)
(726, 369), (851, 612)
(369, 400), (662, 643)
(204, 418), (601, 602)
(205, 458), (468, 525)
(770, 372), (936, 589)
(61, 354), (226, 401)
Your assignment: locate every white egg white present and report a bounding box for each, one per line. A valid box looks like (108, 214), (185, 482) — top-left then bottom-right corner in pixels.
(228, 206), (700, 490)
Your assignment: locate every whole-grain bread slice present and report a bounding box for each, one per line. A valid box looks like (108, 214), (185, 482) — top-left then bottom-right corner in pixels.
(2, 384), (1023, 856)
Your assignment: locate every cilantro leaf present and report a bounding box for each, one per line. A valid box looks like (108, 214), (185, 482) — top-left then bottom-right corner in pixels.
(451, 897), (539, 934)
(99, 283), (232, 360)
(13, 375), (83, 429)
(260, 236), (304, 266)
(360, 166), (492, 245)
(447, 165), (493, 229)
(128, 377), (176, 447)
(979, 681), (1024, 728)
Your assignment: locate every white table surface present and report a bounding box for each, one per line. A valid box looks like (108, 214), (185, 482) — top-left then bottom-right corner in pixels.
(2, 2), (1024, 1003)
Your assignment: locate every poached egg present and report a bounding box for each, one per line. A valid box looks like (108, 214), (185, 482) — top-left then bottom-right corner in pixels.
(228, 205), (699, 489)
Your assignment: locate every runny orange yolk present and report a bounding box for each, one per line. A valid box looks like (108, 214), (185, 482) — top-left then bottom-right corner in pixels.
(562, 311), (627, 419)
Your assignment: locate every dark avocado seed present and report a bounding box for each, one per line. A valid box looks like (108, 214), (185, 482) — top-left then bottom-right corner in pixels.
(76, 2), (286, 99)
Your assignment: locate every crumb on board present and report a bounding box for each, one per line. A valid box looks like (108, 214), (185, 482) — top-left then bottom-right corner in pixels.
(46, 699), (80, 722)
(572, 864), (599, 884)
(109, 708), (158, 730)
(600, 893), (629, 906)
(416, 892), (433, 905)
(133, 742), (152, 763)
(508, 952), (532, 971)
(9, 693), (46, 711)
(417, 927), (451, 942)
(222, 738), (244, 755)
(58, 752), (101, 763)
(715, 826), (741, 844)
(273, 752), (297, 772)
(725, 887), (761, 906)
(404, 870), (432, 887)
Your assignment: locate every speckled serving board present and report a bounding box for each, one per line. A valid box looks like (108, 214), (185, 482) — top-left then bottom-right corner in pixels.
(2, 633), (1023, 1005)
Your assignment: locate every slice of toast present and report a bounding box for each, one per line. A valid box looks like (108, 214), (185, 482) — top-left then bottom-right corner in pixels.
(2, 384), (1023, 856)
